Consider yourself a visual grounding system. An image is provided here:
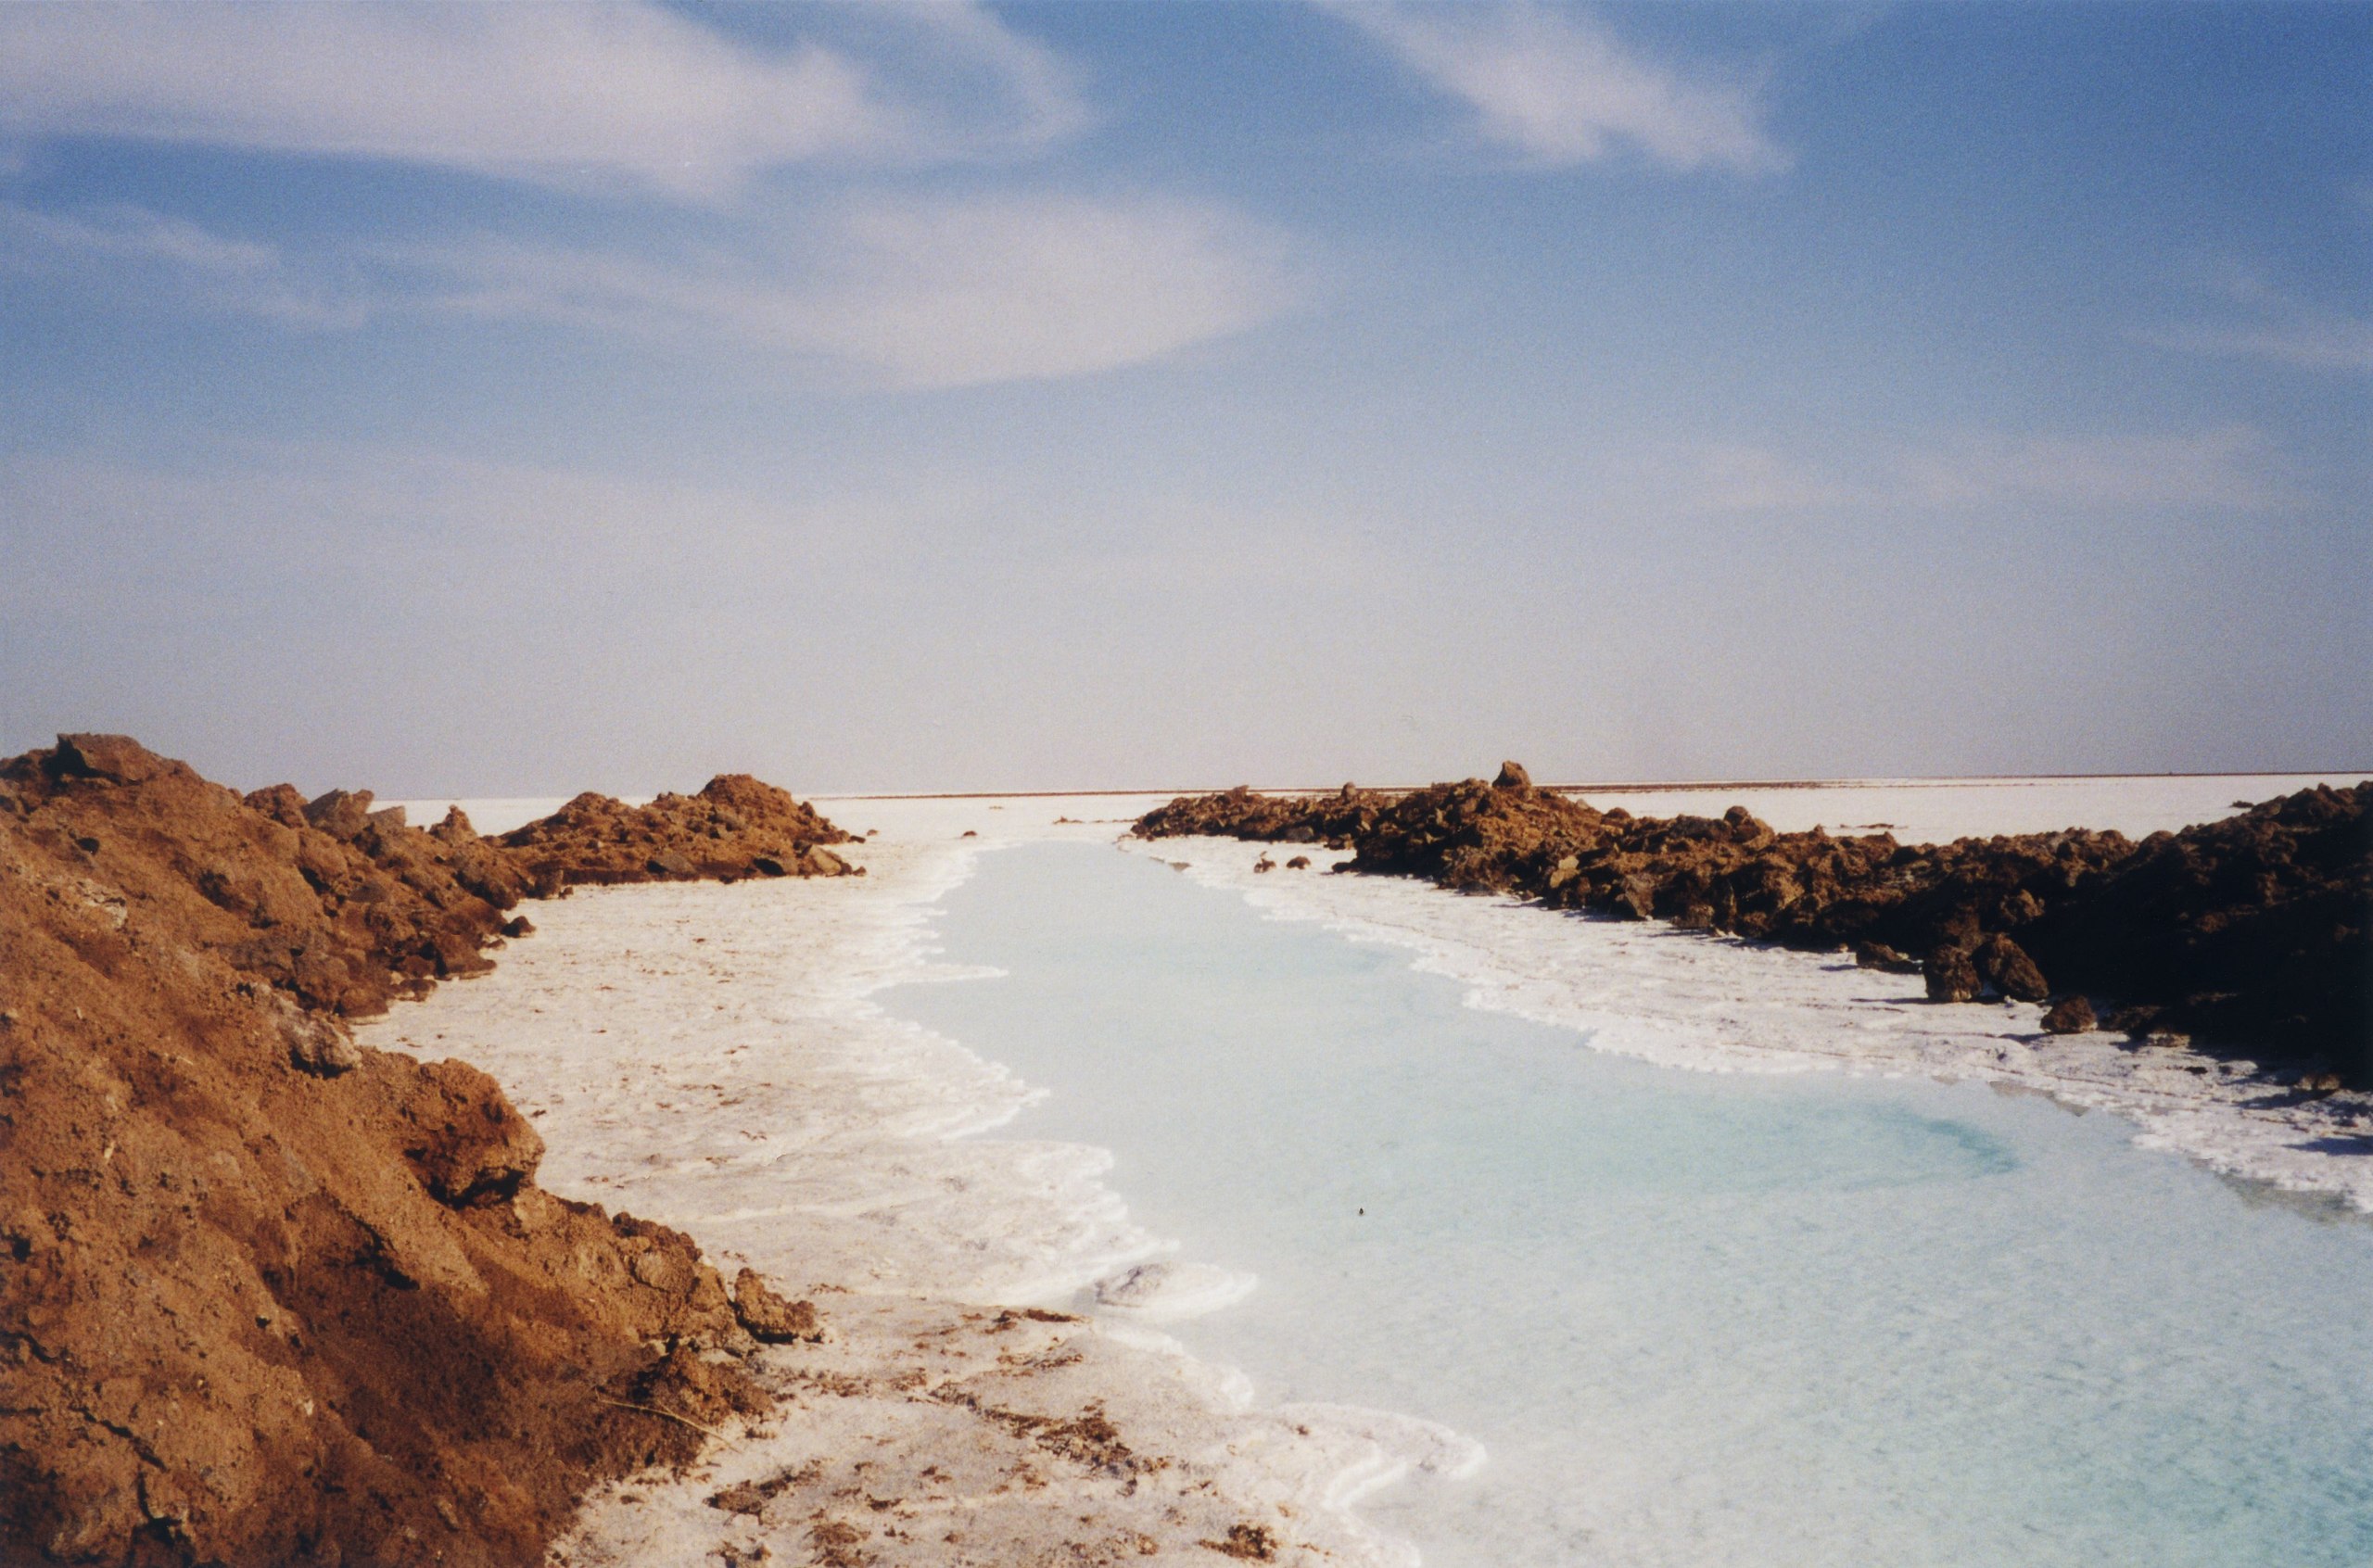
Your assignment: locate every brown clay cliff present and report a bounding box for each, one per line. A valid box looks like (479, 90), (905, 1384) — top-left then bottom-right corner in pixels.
(1136, 764), (2373, 1082)
(0, 736), (853, 1567)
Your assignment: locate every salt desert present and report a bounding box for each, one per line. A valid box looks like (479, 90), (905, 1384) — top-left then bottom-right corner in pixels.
(367, 776), (2373, 1565)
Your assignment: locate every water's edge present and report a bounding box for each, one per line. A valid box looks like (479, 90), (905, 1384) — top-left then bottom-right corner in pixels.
(1122, 835), (2373, 1215)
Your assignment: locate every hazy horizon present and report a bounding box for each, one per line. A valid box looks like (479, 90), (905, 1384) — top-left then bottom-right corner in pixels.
(3, 2), (2367, 798)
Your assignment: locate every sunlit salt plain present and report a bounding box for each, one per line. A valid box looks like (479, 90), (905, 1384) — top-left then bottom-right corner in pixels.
(371, 775), (2371, 1565)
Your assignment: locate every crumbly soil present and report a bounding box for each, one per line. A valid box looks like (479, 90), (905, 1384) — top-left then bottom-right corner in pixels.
(0, 736), (848, 1566)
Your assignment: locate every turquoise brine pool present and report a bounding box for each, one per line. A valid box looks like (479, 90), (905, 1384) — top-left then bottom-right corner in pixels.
(886, 842), (2373, 1567)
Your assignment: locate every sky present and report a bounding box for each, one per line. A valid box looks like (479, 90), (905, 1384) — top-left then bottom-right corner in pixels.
(0, 1), (2367, 796)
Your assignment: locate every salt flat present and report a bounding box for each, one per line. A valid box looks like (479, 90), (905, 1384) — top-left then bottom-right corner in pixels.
(362, 774), (2368, 1564)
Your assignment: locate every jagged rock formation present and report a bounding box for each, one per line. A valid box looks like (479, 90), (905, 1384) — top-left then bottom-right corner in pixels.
(0, 737), (843, 1567)
(497, 776), (856, 886)
(1136, 770), (2372, 1080)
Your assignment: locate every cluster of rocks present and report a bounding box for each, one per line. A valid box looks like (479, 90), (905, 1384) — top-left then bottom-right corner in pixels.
(496, 774), (857, 886)
(0, 736), (845, 1567)
(1137, 761), (2371, 1081)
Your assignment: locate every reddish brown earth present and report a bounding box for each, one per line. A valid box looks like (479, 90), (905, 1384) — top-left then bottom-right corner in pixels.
(497, 776), (856, 887)
(0, 737), (846, 1567)
(1136, 763), (2373, 1081)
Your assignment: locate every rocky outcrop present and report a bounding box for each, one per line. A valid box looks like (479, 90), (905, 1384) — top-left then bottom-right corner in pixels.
(1136, 767), (2372, 1081)
(497, 775), (857, 886)
(0, 737), (855, 1567)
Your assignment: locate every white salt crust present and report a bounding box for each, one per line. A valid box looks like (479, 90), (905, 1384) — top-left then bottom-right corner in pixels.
(1121, 807), (2372, 1216)
(362, 801), (1476, 1567)
(358, 776), (2367, 1565)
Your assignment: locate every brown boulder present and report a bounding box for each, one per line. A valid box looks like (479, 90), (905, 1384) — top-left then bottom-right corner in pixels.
(2042, 995), (2098, 1034)
(1924, 944), (1981, 1003)
(395, 1057), (547, 1206)
(54, 732), (174, 784)
(1855, 942), (1922, 975)
(241, 782), (309, 828)
(1494, 760), (1533, 790)
(302, 787), (374, 841)
(730, 1268), (827, 1344)
(275, 994), (363, 1076)
(1723, 803), (1778, 850)
(1974, 933), (2051, 1003)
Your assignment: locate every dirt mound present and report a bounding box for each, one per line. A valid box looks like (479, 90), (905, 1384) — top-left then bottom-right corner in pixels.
(497, 775), (857, 886)
(0, 737), (853, 1566)
(1136, 769), (2372, 1080)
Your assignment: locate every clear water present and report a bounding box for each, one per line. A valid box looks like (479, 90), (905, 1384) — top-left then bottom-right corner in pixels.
(884, 842), (2373, 1567)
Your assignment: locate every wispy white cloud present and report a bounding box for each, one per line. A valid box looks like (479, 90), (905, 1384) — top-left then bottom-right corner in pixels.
(1890, 426), (2291, 512)
(1636, 425), (2293, 515)
(0, 201), (360, 324)
(1332, 2), (1786, 174)
(2145, 268), (2363, 377)
(389, 194), (1308, 387)
(2143, 320), (2373, 374)
(0, 1), (1085, 197)
(2135, 266), (2373, 374)
(0, 193), (1309, 389)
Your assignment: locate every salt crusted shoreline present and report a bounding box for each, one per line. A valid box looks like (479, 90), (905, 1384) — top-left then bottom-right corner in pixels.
(363, 827), (1478, 1568)
(365, 777), (2367, 1565)
(1121, 834), (2373, 1215)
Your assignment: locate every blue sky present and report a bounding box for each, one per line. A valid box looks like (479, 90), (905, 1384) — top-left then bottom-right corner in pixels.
(0, 2), (2366, 795)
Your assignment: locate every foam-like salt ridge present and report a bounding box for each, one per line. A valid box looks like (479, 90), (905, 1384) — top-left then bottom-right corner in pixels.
(361, 829), (1467, 1566)
(1125, 836), (2373, 1214)
(1093, 1258), (1263, 1320)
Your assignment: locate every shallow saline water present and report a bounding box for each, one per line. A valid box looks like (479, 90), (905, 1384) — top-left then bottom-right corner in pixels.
(884, 841), (2373, 1568)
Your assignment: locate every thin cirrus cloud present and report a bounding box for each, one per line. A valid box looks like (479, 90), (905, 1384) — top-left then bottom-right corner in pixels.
(0, 1), (1086, 197)
(2135, 267), (2373, 374)
(1333, 2), (1788, 174)
(0, 193), (1309, 390)
(395, 194), (1309, 388)
(1643, 425), (2291, 515)
(2145, 319), (2373, 374)
(0, 201), (362, 326)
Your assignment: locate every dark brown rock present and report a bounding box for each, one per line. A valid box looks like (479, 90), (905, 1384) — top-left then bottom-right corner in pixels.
(1973, 933), (2051, 1003)
(1855, 942), (1922, 975)
(54, 732), (174, 784)
(1135, 768), (2372, 1081)
(302, 787), (374, 841)
(1494, 760), (1533, 790)
(1924, 944), (1982, 1004)
(2042, 995), (2098, 1033)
